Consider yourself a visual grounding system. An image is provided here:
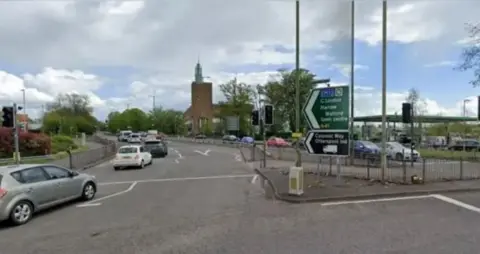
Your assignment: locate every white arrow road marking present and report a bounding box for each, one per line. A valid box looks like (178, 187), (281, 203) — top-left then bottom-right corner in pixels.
(304, 89), (320, 129)
(77, 182), (137, 208)
(251, 174), (259, 184)
(305, 131), (315, 153)
(194, 149), (210, 156)
(175, 159), (179, 164)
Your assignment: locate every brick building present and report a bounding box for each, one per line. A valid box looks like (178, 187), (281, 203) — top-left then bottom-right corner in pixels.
(184, 61), (218, 134)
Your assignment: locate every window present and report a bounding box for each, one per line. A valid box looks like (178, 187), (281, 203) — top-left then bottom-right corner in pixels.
(140, 147), (145, 152)
(21, 167), (48, 183)
(43, 166), (70, 179)
(10, 171), (23, 183)
(118, 147), (138, 153)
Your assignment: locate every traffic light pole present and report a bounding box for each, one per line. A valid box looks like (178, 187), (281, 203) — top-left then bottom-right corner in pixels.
(410, 103), (414, 167)
(13, 103), (20, 165)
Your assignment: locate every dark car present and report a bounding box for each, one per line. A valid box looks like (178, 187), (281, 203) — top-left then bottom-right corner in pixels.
(144, 140), (168, 157)
(354, 140), (380, 159)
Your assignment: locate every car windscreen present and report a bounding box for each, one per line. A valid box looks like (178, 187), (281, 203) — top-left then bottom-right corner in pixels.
(145, 141), (162, 147)
(118, 147), (138, 153)
(361, 141), (379, 149)
(0, 174), (2, 186)
(130, 134), (139, 138)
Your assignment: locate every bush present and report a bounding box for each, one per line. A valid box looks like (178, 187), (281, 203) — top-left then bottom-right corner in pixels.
(51, 135), (78, 154)
(0, 128), (51, 158)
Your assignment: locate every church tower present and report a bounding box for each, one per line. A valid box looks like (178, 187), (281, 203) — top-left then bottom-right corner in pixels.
(190, 60), (213, 134)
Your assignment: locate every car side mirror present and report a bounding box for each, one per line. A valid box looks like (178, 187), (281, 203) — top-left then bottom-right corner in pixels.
(69, 171), (79, 177)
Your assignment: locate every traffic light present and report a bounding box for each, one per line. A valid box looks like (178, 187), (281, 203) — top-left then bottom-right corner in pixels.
(251, 110), (259, 126)
(264, 104), (273, 125)
(402, 103), (412, 123)
(1, 106), (14, 127)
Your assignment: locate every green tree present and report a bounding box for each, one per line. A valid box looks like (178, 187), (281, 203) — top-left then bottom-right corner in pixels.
(218, 78), (255, 135)
(405, 88), (427, 139)
(258, 68), (317, 133)
(42, 93), (98, 135)
(457, 23), (480, 87)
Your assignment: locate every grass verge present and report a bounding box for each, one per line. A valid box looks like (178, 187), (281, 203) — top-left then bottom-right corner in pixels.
(418, 148), (480, 161)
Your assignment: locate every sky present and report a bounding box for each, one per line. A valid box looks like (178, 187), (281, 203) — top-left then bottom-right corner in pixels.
(0, 0), (479, 121)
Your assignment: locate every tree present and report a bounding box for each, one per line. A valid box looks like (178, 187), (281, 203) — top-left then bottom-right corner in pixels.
(258, 68), (317, 133)
(457, 23), (480, 87)
(218, 78), (255, 135)
(42, 93), (98, 135)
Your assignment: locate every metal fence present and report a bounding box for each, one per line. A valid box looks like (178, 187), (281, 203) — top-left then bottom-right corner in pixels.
(169, 137), (480, 184)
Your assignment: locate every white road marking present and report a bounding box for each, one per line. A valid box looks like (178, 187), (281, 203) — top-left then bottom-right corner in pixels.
(98, 174), (255, 186)
(251, 174), (259, 184)
(77, 203), (102, 207)
(172, 149), (182, 158)
(175, 159), (179, 164)
(194, 150), (210, 156)
(234, 154), (242, 162)
(77, 182), (138, 207)
(321, 195), (432, 206)
(431, 194), (480, 214)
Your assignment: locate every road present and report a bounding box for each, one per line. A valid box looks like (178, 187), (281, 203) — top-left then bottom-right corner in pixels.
(2, 141), (480, 253)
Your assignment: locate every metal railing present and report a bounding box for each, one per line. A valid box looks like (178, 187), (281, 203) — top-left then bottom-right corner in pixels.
(169, 137), (480, 184)
(0, 135), (118, 170)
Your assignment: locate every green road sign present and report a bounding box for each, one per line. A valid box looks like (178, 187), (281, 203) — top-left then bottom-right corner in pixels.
(303, 85), (350, 130)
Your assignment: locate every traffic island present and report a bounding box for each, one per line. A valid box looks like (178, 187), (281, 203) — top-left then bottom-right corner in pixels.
(254, 167), (480, 203)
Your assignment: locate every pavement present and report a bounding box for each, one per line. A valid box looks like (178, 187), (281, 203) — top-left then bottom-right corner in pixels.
(3, 140), (480, 253)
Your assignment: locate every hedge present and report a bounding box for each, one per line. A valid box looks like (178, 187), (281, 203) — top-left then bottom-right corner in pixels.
(0, 127), (52, 158)
(51, 135), (78, 154)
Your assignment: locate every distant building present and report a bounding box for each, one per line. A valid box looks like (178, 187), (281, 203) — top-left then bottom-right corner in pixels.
(183, 60), (221, 134)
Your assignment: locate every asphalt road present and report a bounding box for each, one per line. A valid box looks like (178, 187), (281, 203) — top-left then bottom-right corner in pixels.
(3, 141), (480, 253)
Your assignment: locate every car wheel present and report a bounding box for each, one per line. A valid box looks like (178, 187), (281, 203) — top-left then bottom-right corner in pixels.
(149, 159), (154, 165)
(113, 166), (120, 171)
(9, 200), (33, 226)
(139, 160), (145, 169)
(81, 182), (96, 201)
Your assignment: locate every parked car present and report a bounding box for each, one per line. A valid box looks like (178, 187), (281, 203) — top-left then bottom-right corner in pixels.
(354, 140), (380, 158)
(195, 134), (207, 139)
(267, 137), (289, 147)
(0, 164), (97, 226)
(241, 136), (255, 144)
(222, 135), (238, 143)
(128, 133), (142, 143)
(386, 141), (420, 161)
(448, 139), (480, 151)
(118, 130), (132, 142)
(112, 145), (153, 170)
(144, 140), (168, 158)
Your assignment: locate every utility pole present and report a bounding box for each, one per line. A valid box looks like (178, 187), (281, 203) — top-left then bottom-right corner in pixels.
(380, 0), (387, 182)
(21, 89), (26, 115)
(349, 0), (355, 165)
(294, 0), (301, 167)
(13, 103), (20, 165)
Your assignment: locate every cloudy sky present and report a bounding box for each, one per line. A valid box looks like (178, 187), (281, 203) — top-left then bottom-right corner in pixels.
(0, 0), (479, 121)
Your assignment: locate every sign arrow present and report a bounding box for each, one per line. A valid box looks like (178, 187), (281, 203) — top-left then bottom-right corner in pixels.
(303, 89), (320, 129)
(305, 130), (350, 156)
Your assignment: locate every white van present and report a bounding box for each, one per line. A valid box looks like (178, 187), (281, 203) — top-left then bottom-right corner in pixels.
(118, 130), (132, 142)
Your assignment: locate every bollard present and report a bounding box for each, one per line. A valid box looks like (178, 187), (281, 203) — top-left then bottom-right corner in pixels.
(402, 158), (407, 183)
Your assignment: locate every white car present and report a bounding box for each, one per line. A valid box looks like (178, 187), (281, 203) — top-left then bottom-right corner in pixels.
(386, 142), (420, 161)
(128, 133), (141, 143)
(112, 145), (153, 170)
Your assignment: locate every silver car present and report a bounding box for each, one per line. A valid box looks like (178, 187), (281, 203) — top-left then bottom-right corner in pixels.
(0, 164), (97, 226)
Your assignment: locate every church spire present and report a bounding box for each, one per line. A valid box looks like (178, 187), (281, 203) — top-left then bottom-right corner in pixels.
(194, 58), (203, 83)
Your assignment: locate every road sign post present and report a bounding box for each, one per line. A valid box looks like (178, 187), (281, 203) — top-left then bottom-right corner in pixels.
(303, 85), (351, 184)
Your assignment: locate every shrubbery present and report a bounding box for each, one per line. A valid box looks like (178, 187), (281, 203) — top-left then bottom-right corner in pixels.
(0, 127), (52, 158)
(51, 135), (78, 154)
